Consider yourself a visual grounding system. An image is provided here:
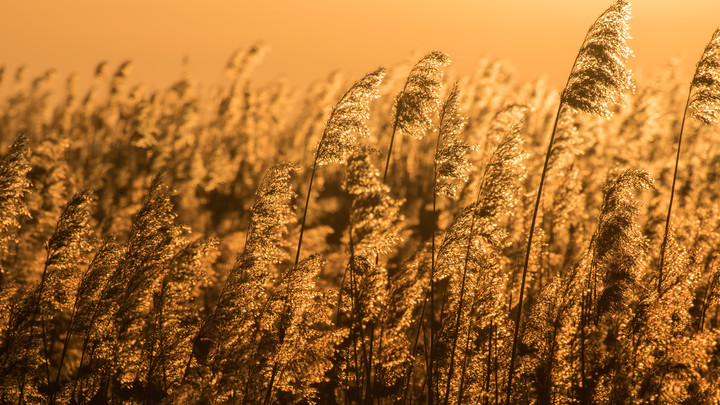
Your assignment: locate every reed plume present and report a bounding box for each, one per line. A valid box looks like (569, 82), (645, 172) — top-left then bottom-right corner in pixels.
(253, 254), (340, 404)
(294, 68), (385, 264)
(562, 0), (633, 118)
(89, 177), (184, 399)
(340, 146), (403, 402)
(592, 169), (652, 318)
(384, 51), (450, 180)
(347, 146), (403, 257)
(0, 134), (31, 282)
(183, 162), (299, 400)
(507, 2), (633, 401)
(434, 110), (527, 404)
(658, 27), (720, 294)
(425, 82), (471, 404)
(41, 191), (95, 313)
(146, 238), (218, 399)
(55, 238), (123, 400)
(435, 83), (472, 199)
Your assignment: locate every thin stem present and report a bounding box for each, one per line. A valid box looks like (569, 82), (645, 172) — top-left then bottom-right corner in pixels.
(442, 191), (484, 405)
(365, 324), (375, 404)
(382, 121), (400, 183)
(483, 322), (494, 405)
(262, 362), (280, 405)
(506, 105), (563, 404)
(295, 158), (319, 266)
(52, 306), (77, 394)
(657, 91), (692, 295)
(428, 110), (444, 405)
(401, 293), (428, 404)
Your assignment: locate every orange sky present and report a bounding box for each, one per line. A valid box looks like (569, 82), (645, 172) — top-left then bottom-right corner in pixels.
(1, 1), (719, 90)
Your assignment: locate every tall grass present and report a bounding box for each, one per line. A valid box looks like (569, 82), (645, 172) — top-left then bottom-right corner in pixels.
(2, 1), (720, 403)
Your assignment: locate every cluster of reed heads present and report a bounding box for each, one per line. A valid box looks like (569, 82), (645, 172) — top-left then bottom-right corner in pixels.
(1, 1), (720, 403)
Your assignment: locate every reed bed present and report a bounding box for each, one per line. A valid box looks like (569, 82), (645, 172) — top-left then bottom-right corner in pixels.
(1, 1), (720, 403)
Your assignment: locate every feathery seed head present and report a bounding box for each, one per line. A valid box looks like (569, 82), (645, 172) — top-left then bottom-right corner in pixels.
(476, 109), (529, 218)
(435, 111), (528, 281)
(316, 68), (386, 166)
(74, 238), (124, 321)
(0, 134), (31, 274)
(689, 28), (720, 125)
(436, 83), (472, 198)
(393, 51), (451, 139)
(594, 169), (653, 316)
(562, 0), (633, 118)
(244, 161), (300, 265)
(44, 191), (95, 310)
(113, 60), (134, 80)
(226, 43), (269, 76)
(346, 146), (403, 256)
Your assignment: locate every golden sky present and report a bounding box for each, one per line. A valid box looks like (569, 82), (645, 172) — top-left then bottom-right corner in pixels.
(2, 1), (719, 89)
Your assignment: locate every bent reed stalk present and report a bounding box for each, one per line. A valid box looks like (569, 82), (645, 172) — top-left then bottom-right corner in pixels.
(506, 1), (633, 402)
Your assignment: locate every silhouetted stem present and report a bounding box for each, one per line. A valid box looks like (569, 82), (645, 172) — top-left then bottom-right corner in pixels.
(295, 158), (318, 266)
(506, 106), (563, 404)
(442, 183), (486, 405)
(402, 293), (428, 404)
(382, 121), (400, 183)
(658, 91), (691, 295)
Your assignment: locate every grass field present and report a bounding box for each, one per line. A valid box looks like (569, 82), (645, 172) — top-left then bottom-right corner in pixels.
(1, 1), (720, 403)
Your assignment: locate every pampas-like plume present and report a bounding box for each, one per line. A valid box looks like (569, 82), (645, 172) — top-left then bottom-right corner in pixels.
(394, 52), (452, 140)
(659, 28), (720, 293)
(0, 134), (31, 280)
(592, 169), (653, 317)
(577, 170), (652, 402)
(257, 254), (341, 403)
(435, 83), (471, 199)
(519, 258), (588, 404)
(346, 146), (403, 257)
(42, 191), (95, 313)
(508, 3), (633, 401)
(92, 177), (184, 397)
(689, 28), (720, 125)
(316, 68), (386, 166)
(384, 51), (451, 180)
(184, 162), (298, 395)
(426, 83), (471, 404)
(0, 191), (95, 402)
(434, 108), (528, 282)
(295, 69), (385, 264)
(434, 111), (527, 404)
(239, 162), (299, 267)
(562, 0), (633, 119)
(54, 239), (123, 396)
(343, 147), (403, 402)
(211, 162), (298, 331)
(146, 238), (218, 398)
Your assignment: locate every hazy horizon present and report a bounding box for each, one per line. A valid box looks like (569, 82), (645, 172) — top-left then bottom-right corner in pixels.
(2, 0), (719, 90)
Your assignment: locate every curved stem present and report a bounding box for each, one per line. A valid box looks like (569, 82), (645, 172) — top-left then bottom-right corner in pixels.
(294, 158), (319, 266)
(506, 105), (563, 404)
(53, 305), (77, 387)
(657, 91), (692, 295)
(401, 293), (428, 404)
(428, 113), (444, 405)
(441, 180), (487, 405)
(382, 121), (400, 183)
